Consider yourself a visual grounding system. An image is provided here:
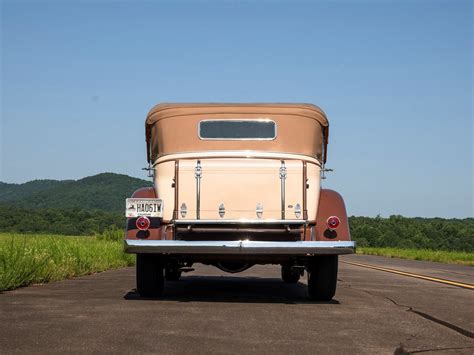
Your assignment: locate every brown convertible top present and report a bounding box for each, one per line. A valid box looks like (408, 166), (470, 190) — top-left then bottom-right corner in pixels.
(145, 103), (330, 163)
(146, 103), (329, 126)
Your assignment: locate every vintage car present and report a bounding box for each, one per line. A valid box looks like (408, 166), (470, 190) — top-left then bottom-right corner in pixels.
(125, 103), (355, 300)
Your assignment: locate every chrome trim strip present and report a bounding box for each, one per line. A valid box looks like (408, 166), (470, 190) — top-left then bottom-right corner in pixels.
(198, 119), (277, 141)
(194, 160), (202, 220)
(153, 152), (322, 166)
(174, 219), (308, 225)
(125, 240), (356, 255)
(173, 161), (179, 220)
(280, 160), (286, 219)
(302, 161), (308, 220)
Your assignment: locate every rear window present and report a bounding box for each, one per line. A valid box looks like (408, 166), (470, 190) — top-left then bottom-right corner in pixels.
(199, 120), (277, 140)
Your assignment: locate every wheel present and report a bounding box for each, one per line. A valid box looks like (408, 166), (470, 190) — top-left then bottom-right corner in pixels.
(136, 254), (164, 297)
(165, 267), (182, 281)
(281, 265), (300, 283)
(307, 255), (338, 301)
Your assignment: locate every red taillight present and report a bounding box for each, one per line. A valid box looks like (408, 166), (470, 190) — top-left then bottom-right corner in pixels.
(326, 216), (340, 230)
(136, 216), (151, 231)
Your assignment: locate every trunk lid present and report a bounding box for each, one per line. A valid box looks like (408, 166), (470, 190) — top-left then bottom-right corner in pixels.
(177, 158), (304, 221)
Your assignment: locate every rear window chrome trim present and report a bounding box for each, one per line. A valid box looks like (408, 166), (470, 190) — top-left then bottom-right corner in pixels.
(198, 119), (277, 141)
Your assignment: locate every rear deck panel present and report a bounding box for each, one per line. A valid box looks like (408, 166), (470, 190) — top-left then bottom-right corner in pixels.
(155, 157), (321, 224)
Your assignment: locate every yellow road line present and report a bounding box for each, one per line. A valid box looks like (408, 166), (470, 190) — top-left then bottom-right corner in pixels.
(341, 261), (474, 290)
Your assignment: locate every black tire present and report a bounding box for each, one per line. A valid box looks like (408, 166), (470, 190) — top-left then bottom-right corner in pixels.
(136, 254), (164, 297)
(281, 265), (300, 283)
(165, 267), (182, 281)
(307, 255), (338, 301)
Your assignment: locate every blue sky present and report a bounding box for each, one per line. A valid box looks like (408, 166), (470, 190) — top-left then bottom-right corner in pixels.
(1, 0), (472, 218)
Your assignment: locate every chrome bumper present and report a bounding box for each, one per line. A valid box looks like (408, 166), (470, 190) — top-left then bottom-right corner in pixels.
(124, 240), (356, 255)
(174, 219), (308, 225)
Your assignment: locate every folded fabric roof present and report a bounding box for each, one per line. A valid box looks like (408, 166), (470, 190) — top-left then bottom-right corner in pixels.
(145, 103), (330, 163)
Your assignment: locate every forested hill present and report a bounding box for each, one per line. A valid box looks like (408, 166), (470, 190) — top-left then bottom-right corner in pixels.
(0, 173), (152, 213)
(0, 179), (71, 201)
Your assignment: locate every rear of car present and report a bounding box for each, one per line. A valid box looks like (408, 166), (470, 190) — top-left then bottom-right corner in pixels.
(125, 103), (355, 300)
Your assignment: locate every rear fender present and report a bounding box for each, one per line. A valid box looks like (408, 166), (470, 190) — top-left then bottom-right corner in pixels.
(306, 189), (351, 241)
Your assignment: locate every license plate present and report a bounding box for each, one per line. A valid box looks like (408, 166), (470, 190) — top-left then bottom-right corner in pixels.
(126, 198), (163, 218)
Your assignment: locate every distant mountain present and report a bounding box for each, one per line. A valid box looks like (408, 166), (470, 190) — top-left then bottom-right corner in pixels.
(0, 173), (152, 213)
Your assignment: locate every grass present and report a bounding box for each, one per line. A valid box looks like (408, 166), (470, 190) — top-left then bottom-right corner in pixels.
(0, 232), (134, 292)
(357, 247), (474, 266)
(2, 231), (472, 292)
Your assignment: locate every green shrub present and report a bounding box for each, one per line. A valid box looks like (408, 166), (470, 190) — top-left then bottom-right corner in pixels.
(96, 226), (124, 242)
(349, 216), (474, 253)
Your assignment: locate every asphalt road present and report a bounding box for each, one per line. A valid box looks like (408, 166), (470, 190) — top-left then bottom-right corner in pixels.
(1, 254), (473, 354)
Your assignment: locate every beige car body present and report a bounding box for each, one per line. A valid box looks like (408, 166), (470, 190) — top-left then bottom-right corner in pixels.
(155, 157), (320, 222)
(149, 103), (325, 224)
(125, 103), (354, 300)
